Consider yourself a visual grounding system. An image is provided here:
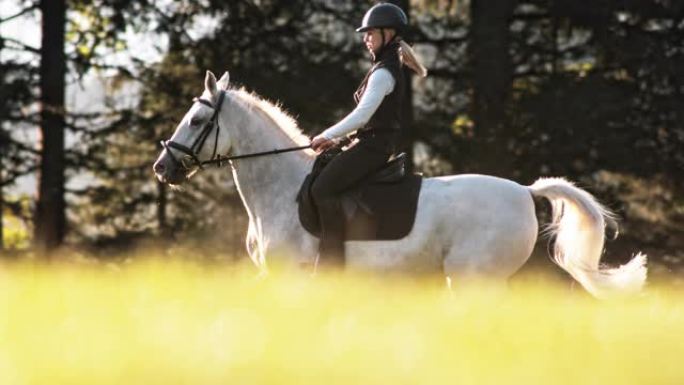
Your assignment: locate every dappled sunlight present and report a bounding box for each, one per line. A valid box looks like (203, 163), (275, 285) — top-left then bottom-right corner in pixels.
(0, 257), (682, 384)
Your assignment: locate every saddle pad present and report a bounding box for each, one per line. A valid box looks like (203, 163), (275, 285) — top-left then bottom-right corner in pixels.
(347, 173), (423, 240)
(296, 172), (423, 241)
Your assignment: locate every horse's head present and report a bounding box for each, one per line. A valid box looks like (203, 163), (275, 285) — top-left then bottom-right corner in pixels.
(153, 70), (232, 185)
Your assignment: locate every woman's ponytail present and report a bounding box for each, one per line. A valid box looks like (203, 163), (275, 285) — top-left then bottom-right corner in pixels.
(398, 39), (428, 77)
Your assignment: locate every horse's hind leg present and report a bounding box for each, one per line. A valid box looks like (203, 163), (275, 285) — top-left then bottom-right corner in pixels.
(442, 251), (509, 291)
(443, 258), (512, 298)
(442, 230), (537, 291)
(444, 273), (510, 297)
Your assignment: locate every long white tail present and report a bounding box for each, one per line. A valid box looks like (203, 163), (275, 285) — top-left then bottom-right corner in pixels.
(528, 177), (647, 299)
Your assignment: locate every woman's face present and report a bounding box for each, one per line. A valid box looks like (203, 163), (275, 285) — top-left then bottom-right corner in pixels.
(363, 28), (394, 54)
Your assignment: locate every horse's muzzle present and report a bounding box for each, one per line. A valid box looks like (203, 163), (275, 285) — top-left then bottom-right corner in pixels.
(153, 154), (188, 185)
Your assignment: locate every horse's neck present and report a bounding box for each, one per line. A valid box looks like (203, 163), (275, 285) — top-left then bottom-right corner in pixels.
(223, 98), (313, 231)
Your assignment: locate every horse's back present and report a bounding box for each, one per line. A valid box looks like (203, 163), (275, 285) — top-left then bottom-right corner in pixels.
(422, 173), (534, 216)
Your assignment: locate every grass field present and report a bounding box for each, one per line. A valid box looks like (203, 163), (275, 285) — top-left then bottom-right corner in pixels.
(0, 257), (682, 385)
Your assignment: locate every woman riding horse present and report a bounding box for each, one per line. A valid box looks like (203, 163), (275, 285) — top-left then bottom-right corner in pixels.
(309, 3), (427, 267)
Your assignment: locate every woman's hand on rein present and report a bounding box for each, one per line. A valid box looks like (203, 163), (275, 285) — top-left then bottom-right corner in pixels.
(311, 136), (336, 153)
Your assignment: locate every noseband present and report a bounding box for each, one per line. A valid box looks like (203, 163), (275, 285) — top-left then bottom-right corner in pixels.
(161, 90), (311, 172)
(161, 91), (226, 171)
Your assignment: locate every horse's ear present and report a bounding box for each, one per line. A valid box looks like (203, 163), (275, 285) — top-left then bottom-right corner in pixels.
(205, 70), (218, 96)
(217, 71), (230, 91)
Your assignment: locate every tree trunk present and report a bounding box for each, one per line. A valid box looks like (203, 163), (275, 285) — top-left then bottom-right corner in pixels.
(35, 0), (67, 254)
(470, 0), (517, 176)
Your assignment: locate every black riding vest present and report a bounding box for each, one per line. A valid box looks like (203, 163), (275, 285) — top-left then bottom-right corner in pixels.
(354, 40), (405, 136)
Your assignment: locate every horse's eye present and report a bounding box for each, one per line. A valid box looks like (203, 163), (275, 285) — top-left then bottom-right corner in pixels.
(190, 117), (202, 127)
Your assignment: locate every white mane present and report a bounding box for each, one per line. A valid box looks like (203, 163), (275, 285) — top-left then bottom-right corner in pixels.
(229, 88), (311, 147)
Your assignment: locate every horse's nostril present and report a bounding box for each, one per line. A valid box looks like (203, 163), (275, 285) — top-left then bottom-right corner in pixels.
(154, 162), (165, 174)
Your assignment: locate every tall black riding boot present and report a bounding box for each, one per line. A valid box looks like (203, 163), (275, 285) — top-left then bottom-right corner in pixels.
(316, 196), (346, 268)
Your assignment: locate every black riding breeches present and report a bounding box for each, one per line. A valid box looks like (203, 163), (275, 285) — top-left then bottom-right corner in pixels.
(310, 136), (393, 265)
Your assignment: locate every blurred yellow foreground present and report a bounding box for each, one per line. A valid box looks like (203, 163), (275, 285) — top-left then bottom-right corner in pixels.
(0, 257), (682, 385)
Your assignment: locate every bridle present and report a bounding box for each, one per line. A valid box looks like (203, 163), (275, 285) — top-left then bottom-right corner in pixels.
(161, 91), (226, 171)
(161, 90), (310, 172)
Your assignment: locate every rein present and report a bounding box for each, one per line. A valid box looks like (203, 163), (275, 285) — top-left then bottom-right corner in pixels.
(201, 145), (312, 166)
(161, 90), (311, 170)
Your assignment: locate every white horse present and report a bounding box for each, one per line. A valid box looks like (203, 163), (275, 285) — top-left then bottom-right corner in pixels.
(153, 71), (647, 299)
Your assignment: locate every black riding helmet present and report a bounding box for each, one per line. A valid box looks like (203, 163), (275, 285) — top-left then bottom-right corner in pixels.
(356, 3), (408, 33)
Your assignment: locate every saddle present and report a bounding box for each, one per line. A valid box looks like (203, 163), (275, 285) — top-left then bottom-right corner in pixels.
(296, 149), (423, 241)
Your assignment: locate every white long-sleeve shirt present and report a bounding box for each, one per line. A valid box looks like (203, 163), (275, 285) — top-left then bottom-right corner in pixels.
(320, 68), (396, 140)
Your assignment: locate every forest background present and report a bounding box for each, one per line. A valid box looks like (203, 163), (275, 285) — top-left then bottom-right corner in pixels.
(0, 0), (682, 281)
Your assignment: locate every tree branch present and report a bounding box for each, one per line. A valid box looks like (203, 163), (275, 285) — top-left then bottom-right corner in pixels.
(0, 2), (39, 24)
(3, 37), (40, 54)
(0, 165), (38, 188)
(6, 138), (40, 156)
